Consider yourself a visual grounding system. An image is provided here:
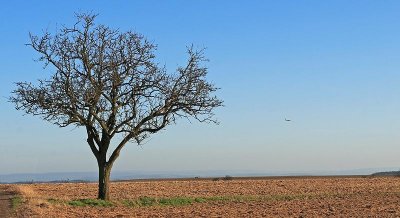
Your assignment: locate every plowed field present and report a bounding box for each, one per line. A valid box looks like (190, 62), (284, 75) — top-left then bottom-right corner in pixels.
(4, 176), (400, 217)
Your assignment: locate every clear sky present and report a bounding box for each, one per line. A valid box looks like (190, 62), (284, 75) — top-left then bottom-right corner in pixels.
(1, 1), (400, 175)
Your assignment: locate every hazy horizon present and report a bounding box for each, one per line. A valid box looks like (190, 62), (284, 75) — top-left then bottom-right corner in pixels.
(2, 167), (399, 184)
(1, 1), (400, 175)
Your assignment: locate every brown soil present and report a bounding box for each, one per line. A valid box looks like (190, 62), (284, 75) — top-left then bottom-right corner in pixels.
(8, 176), (400, 217)
(0, 185), (16, 218)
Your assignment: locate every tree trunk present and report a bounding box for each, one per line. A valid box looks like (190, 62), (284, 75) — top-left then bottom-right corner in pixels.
(98, 161), (112, 200)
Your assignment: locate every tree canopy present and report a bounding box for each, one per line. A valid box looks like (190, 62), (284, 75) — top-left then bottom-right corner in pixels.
(10, 13), (223, 200)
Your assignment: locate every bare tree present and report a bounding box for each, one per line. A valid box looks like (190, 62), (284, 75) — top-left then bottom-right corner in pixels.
(10, 13), (223, 200)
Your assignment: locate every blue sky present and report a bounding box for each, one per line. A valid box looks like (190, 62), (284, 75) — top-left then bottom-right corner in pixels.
(1, 1), (400, 175)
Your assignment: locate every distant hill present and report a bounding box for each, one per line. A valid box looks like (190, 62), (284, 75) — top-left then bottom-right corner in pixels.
(371, 171), (400, 177)
(1, 168), (400, 184)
